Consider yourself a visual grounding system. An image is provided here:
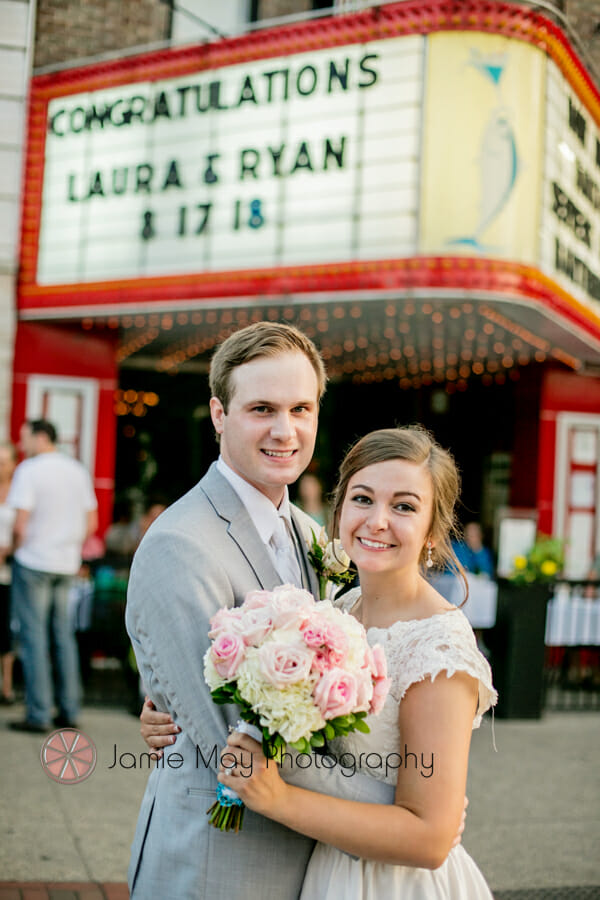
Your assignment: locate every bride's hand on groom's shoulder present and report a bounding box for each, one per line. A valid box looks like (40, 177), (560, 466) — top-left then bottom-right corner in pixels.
(218, 732), (290, 818)
(140, 696), (181, 759)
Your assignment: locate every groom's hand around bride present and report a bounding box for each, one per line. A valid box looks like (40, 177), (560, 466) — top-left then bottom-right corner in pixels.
(139, 697), (180, 759)
(218, 732), (290, 819)
(141, 701), (469, 851)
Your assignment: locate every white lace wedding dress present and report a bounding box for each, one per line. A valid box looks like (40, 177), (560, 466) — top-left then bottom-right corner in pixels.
(300, 588), (497, 899)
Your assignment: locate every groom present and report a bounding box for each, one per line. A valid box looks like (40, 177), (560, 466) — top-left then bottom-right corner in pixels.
(126, 322), (395, 899)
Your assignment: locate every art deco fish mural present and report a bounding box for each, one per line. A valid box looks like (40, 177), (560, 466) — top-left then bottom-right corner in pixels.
(448, 50), (520, 250)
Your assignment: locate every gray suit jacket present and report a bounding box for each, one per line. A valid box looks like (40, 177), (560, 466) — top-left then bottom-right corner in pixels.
(126, 464), (394, 900)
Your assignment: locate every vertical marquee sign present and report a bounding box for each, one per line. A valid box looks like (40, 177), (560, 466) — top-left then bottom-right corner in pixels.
(541, 59), (600, 313)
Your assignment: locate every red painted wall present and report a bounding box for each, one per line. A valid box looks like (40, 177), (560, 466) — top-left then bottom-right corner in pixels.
(537, 368), (600, 534)
(11, 322), (119, 537)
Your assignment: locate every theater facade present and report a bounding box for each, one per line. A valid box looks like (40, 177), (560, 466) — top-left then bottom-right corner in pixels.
(14, 0), (600, 576)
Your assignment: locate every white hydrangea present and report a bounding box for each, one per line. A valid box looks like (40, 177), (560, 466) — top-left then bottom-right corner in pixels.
(236, 650), (324, 743)
(257, 683), (326, 743)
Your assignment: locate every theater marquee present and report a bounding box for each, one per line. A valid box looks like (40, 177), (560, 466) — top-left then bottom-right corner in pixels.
(17, 0), (600, 363)
(37, 37), (424, 284)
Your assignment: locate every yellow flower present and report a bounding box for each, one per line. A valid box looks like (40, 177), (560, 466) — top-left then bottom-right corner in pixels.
(513, 556), (527, 570)
(540, 560), (558, 576)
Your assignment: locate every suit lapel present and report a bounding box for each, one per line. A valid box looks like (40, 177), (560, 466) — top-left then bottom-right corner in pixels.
(290, 506), (320, 599)
(201, 464), (281, 593)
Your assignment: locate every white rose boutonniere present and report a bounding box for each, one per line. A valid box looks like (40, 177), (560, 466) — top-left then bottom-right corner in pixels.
(307, 528), (354, 600)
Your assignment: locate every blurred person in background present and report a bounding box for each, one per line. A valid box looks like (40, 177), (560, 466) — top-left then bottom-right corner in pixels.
(296, 471), (329, 527)
(451, 521), (494, 659)
(0, 442), (17, 704)
(452, 522), (494, 579)
(103, 498), (138, 570)
(8, 419), (98, 732)
(136, 493), (169, 546)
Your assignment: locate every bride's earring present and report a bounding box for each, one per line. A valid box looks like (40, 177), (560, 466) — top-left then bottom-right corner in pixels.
(426, 542), (433, 569)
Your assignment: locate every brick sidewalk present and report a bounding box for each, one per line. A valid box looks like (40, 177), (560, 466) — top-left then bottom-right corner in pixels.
(0, 884), (128, 899)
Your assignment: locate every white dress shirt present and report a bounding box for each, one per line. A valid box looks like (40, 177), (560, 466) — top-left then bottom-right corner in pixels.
(216, 457), (303, 586)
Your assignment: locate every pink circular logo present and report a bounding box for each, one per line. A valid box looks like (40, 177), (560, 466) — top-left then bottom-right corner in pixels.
(40, 729), (97, 784)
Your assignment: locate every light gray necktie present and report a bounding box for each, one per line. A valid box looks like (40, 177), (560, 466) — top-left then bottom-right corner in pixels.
(270, 515), (303, 587)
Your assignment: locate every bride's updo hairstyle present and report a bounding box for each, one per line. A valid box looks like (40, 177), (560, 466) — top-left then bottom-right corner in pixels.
(331, 425), (465, 581)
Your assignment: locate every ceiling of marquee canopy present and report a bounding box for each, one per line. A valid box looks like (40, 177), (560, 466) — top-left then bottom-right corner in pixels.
(42, 292), (599, 390)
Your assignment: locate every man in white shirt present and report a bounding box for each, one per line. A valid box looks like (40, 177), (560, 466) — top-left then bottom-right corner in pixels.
(9, 419), (98, 732)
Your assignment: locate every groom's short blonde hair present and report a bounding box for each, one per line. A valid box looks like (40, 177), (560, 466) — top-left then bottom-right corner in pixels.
(209, 322), (327, 412)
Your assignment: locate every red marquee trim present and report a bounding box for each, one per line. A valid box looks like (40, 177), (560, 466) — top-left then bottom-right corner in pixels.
(17, 256), (600, 346)
(18, 1), (600, 332)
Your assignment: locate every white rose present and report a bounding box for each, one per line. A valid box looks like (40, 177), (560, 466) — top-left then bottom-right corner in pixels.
(239, 606), (274, 646)
(270, 585), (316, 628)
(203, 647), (228, 691)
(317, 527), (329, 550)
(236, 653), (323, 743)
(322, 540), (350, 575)
(258, 641), (314, 688)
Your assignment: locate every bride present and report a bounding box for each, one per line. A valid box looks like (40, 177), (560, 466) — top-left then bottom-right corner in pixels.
(145, 425), (497, 898)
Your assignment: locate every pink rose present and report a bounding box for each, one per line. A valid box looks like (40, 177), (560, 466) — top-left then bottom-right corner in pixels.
(369, 676), (391, 715)
(258, 641), (314, 688)
(354, 670), (374, 712)
(302, 615), (330, 650)
(271, 586), (315, 629)
(371, 644), (388, 680)
(311, 648), (332, 674)
(208, 606), (243, 639)
(303, 617), (349, 668)
(366, 643), (389, 714)
(314, 668), (358, 719)
(243, 590), (273, 611)
(323, 624), (349, 666)
(210, 632), (245, 680)
(239, 606), (273, 646)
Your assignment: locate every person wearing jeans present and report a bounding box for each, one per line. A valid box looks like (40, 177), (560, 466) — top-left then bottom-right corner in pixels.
(8, 419), (97, 733)
(12, 562), (82, 728)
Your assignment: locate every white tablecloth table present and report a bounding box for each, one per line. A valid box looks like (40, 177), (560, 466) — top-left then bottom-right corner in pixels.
(545, 589), (600, 646)
(431, 573), (498, 629)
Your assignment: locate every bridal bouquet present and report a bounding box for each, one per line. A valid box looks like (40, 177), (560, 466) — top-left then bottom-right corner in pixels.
(204, 584), (390, 832)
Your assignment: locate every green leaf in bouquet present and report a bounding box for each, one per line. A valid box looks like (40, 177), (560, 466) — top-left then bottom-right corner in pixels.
(333, 724), (350, 736)
(310, 731), (325, 748)
(325, 716), (344, 735)
(264, 731), (286, 760)
(353, 717), (371, 733)
(211, 685), (236, 704)
(324, 723), (336, 740)
(332, 715), (351, 729)
(290, 737), (311, 753)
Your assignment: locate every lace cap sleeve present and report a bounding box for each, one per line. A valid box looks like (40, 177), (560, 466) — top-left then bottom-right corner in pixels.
(382, 610), (497, 728)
